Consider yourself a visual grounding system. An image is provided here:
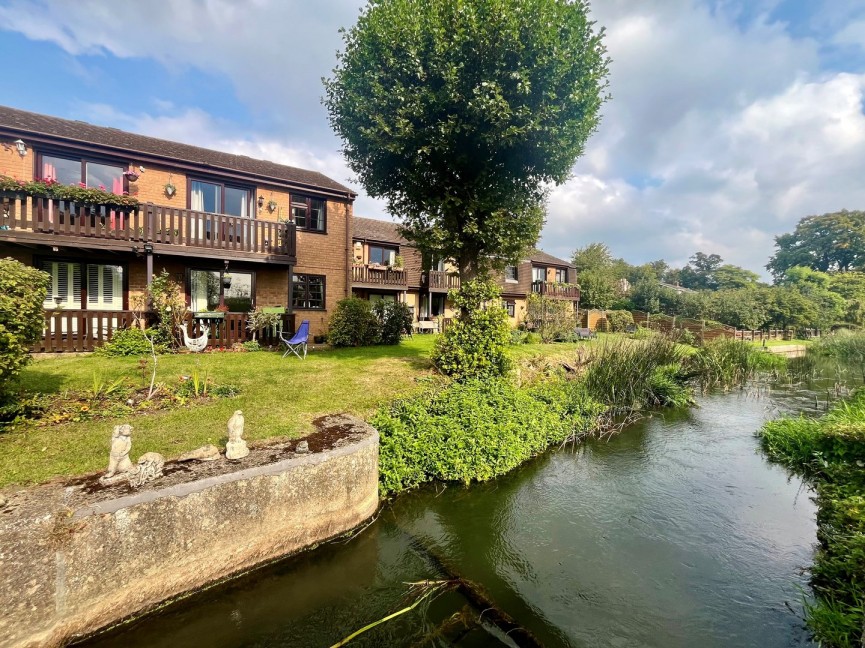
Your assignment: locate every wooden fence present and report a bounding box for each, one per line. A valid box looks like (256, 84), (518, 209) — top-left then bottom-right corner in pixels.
(32, 310), (296, 353)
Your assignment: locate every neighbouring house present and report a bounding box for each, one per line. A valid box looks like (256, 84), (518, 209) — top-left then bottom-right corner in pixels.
(497, 250), (580, 325)
(351, 216), (579, 329)
(351, 216), (459, 325)
(0, 105), (356, 350)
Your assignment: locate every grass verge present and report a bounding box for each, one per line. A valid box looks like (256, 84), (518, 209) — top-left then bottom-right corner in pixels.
(760, 392), (865, 647)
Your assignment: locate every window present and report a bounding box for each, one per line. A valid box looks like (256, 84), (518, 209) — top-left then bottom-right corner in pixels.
(291, 195), (326, 232)
(431, 258), (445, 272)
(504, 265), (518, 282)
(369, 245), (397, 266)
(292, 274), (325, 310)
(39, 261), (124, 310)
(190, 269), (254, 312)
(555, 268), (568, 283)
(419, 294), (446, 318)
(190, 180), (251, 217)
(369, 293), (396, 304)
(40, 153), (125, 193)
(502, 300), (516, 318)
(532, 266), (547, 283)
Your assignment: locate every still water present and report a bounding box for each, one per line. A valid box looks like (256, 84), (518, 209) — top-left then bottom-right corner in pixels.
(83, 377), (832, 648)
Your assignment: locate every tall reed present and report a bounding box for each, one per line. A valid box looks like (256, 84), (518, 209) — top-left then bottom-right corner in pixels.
(582, 336), (691, 413)
(689, 338), (782, 390)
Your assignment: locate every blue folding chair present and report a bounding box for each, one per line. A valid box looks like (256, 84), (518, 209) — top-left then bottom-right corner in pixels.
(280, 319), (310, 359)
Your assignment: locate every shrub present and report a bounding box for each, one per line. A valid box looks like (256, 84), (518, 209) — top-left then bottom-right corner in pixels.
(432, 280), (512, 380)
(374, 378), (604, 495)
(246, 308), (283, 340)
(0, 258), (50, 394)
(144, 270), (188, 349)
(525, 332), (542, 344)
(606, 309), (634, 333)
(328, 298), (381, 347)
(525, 293), (576, 342)
(96, 327), (167, 357)
(241, 340), (262, 352)
(509, 329), (529, 345)
(373, 300), (413, 345)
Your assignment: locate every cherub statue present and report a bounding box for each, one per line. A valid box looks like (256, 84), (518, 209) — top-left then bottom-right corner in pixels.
(103, 424), (134, 479)
(225, 410), (249, 460)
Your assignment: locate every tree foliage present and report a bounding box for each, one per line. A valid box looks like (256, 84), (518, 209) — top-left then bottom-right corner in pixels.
(325, 0), (609, 279)
(767, 210), (865, 279)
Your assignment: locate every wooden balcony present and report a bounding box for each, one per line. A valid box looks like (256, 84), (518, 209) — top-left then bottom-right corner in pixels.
(426, 270), (460, 293)
(351, 264), (407, 289)
(0, 193), (296, 264)
(32, 309), (296, 353)
(532, 281), (581, 300)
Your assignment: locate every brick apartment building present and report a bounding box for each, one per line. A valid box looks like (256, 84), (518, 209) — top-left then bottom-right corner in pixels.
(0, 105), (355, 348)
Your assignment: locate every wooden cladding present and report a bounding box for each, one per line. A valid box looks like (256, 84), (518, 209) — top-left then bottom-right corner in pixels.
(427, 270), (460, 293)
(532, 281), (580, 300)
(0, 192), (296, 261)
(32, 310), (297, 353)
(351, 264), (407, 287)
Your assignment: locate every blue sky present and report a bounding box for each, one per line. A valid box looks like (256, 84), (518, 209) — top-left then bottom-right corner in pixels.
(1, 0), (863, 276)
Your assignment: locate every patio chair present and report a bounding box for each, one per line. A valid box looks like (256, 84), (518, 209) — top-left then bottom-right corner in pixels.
(280, 319), (310, 359)
(576, 327), (596, 341)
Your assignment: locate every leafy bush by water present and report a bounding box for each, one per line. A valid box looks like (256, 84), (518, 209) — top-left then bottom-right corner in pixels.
(373, 378), (605, 495)
(760, 391), (865, 647)
(689, 339), (784, 390)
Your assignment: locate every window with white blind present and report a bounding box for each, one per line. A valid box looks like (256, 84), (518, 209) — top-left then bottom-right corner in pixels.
(42, 261), (82, 309)
(40, 261), (124, 310)
(87, 265), (123, 310)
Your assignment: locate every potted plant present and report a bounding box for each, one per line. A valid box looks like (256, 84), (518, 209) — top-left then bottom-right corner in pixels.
(164, 180), (177, 198)
(267, 199), (278, 213)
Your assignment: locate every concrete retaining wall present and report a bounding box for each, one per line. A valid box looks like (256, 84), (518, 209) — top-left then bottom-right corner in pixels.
(0, 418), (379, 648)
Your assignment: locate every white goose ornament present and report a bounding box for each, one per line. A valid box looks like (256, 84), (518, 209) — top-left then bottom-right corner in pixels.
(179, 322), (210, 353)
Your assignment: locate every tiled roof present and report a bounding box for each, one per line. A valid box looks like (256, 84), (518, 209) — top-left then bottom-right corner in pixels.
(527, 249), (574, 268)
(0, 105), (354, 197)
(353, 216), (409, 244)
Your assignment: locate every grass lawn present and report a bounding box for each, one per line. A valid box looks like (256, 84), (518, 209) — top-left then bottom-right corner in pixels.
(749, 338), (813, 347)
(0, 336), (590, 488)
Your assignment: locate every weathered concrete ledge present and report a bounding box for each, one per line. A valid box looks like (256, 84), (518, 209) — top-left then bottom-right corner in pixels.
(0, 415), (379, 648)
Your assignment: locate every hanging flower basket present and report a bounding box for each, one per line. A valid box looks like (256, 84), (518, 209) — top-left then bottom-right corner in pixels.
(222, 273), (233, 289)
(164, 182), (177, 198)
(123, 169), (140, 182)
(267, 199), (278, 212)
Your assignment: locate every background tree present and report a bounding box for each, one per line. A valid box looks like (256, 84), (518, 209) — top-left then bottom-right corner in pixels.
(767, 210), (865, 279)
(572, 242), (613, 274)
(325, 0), (609, 280)
(678, 252), (723, 290)
(578, 270), (617, 310)
(713, 264), (760, 290)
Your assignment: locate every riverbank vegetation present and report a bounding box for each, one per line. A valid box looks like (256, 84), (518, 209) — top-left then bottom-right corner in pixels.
(760, 391), (865, 647)
(376, 331), (775, 496)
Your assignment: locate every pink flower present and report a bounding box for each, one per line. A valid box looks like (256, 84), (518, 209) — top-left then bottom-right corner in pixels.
(99, 184), (105, 190)
(78, 182), (86, 188)
(122, 191), (129, 195)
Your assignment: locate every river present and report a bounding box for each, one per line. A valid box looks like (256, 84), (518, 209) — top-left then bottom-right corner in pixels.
(82, 371), (839, 648)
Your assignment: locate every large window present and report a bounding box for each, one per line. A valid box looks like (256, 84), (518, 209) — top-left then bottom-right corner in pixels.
(291, 195), (326, 232)
(532, 266), (547, 283)
(369, 245), (397, 266)
(555, 268), (568, 283)
(39, 261), (124, 310)
(40, 153), (125, 193)
(504, 265), (518, 282)
(190, 180), (251, 218)
(190, 269), (254, 312)
(292, 274), (325, 310)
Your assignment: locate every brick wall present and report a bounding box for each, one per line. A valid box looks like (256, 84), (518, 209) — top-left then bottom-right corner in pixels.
(128, 164), (188, 209)
(0, 143), (32, 180)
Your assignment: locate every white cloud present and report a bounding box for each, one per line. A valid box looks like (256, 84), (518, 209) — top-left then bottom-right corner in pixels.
(3, 0), (864, 277)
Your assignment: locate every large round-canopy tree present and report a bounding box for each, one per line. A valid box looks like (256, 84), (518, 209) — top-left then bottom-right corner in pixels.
(325, 0), (609, 280)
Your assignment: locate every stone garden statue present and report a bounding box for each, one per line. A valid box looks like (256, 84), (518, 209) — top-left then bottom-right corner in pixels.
(225, 410), (249, 460)
(101, 424), (134, 482)
(100, 424), (166, 487)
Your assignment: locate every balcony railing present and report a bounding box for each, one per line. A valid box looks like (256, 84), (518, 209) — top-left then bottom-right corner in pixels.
(31, 310), (296, 353)
(532, 281), (581, 300)
(352, 264), (407, 287)
(0, 193), (296, 260)
(427, 270), (460, 293)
